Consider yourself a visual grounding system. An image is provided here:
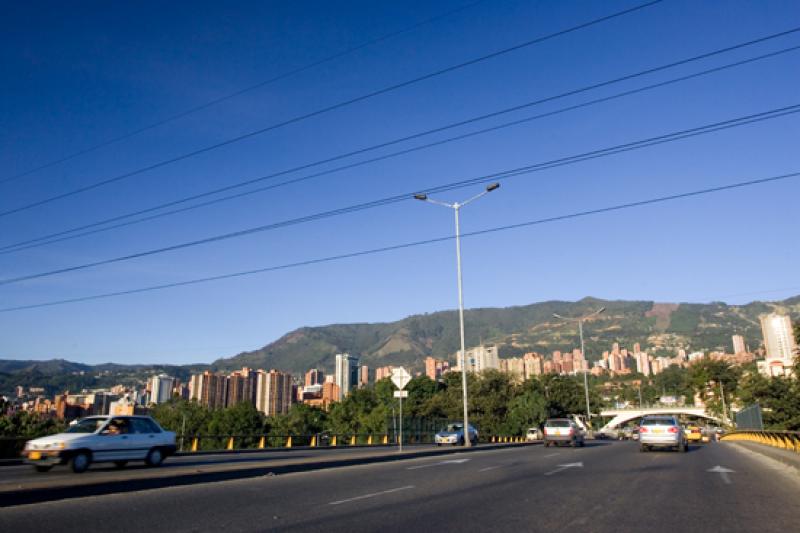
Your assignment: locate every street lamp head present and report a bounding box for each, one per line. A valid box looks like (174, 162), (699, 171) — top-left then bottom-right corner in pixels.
(413, 193), (428, 201)
(486, 182), (500, 192)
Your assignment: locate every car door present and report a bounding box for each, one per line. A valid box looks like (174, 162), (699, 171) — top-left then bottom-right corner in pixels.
(95, 417), (134, 461)
(130, 418), (159, 458)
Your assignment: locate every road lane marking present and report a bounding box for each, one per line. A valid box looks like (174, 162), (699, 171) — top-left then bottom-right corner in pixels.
(544, 453), (560, 458)
(544, 462), (583, 476)
(328, 485), (415, 505)
(707, 465), (735, 485)
(478, 465), (502, 472)
(406, 458), (470, 470)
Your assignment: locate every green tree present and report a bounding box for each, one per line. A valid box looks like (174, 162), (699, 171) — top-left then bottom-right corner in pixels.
(505, 379), (548, 435)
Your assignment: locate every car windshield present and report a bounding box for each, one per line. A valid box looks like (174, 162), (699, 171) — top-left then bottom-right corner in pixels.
(642, 418), (675, 426)
(445, 424), (463, 432)
(65, 417), (107, 433)
(546, 420), (571, 427)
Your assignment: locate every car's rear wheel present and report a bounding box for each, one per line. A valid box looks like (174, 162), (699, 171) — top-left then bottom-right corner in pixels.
(70, 451), (91, 473)
(145, 448), (164, 467)
(114, 460), (128, 468)
(34, 465), (53, 472)
(681, 442), (688, 453)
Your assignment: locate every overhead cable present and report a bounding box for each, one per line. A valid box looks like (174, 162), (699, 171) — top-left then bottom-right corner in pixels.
(0, 1), (663, 218)
(0, 103), (797, 287)
(4, 37), (800, 254)
(0, 0), (489, 185)
(1, 169), (797, 313)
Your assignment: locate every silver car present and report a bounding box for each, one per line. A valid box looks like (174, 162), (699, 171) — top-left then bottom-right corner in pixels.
(638, 415), (688, 452)
(435, 423), (478, 446)
(543, 419), (584, 447)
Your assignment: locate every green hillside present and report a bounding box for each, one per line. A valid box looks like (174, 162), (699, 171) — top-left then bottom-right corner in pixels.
(213, 296), (800, 375)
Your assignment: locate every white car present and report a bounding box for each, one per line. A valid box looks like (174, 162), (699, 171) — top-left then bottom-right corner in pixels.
(23, 415), (177, 473)
(526, 427), (543, 441)
(435, 423), (478, 446)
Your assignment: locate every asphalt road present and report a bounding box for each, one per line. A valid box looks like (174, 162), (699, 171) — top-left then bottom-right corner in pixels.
(2, 440), (799, 532)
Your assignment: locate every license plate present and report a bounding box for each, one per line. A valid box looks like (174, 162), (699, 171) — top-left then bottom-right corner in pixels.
(29, 451), (42, 460)
(653, 429), (664, 434)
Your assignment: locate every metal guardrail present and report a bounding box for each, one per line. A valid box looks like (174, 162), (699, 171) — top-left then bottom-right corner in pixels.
(178, 433), (527, 452)
(1, 433), (528, 459)
(721, 430), (800, 453)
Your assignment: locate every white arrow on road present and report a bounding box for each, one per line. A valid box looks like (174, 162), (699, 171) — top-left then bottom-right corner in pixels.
(406, 458), (470, 470)
(707, 465), (735, 485)
(544, 462), (583, 476)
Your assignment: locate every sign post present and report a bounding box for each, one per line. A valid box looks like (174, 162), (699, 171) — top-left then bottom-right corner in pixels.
(391, 367), (411, 452)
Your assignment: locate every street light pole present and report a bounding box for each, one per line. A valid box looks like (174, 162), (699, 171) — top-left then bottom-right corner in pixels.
(553, 307), (605, 429)
(414, 183), (500, 448)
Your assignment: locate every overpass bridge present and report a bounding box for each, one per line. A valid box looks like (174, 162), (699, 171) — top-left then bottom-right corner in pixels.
(598, 406), (721, 433)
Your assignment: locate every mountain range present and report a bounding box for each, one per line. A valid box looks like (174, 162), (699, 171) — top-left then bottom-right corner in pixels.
(213, 295), (800, 374)
(3, 295), (799, 394)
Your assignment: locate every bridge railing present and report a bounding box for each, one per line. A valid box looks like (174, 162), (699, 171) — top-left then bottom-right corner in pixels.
(178, 433), (527, 452)
(1, 432), (529, 459)
(721, 430), (800, 454)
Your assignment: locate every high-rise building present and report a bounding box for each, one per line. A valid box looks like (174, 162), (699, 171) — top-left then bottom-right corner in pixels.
(305, 369), (324, 387)
(523, 352), (543, 378)
(732, 334), (747, 355)
(359, 365), (369, 388)
(375, 366), (394, 381)
(189, 373), (204, 402)
(758, 314), (797, 377)
(424, 357), (450, 380)
(226, 371), (246, 406)
(198, 372), (227, 409)
(335, 353), (359, 400)
(255, 369), (293, 415)
(148, 374), (175, 405)
(462, 345), (500, 372)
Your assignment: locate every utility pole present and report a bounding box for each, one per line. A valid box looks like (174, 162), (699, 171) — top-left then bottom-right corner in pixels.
(553, 307), (606, 430)
(414, 183), (500, 447)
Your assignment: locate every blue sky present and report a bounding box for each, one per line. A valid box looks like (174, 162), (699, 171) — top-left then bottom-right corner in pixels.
(1, 0), (798, 365)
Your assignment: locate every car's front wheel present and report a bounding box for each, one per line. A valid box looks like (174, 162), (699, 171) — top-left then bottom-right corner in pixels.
(70, 451), (91, 473)
(145, 448), (164, 467)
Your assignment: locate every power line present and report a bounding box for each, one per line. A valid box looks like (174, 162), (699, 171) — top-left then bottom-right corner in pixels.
(0, 1), (663, 219)
(2, 169), (797, 314)
(1, 103), (797, 287)
(5, 35), (799, 255)
(0, 0), (489, 186)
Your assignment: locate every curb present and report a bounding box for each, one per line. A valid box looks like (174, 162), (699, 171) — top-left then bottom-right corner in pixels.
(1, 442), (533, 507)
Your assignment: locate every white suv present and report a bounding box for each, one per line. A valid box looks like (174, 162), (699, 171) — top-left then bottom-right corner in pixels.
(23, 415), (177, 473)
(638, 415), (687, 453)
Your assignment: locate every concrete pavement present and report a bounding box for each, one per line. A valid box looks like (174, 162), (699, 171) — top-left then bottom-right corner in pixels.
(2, 440), (799, 532)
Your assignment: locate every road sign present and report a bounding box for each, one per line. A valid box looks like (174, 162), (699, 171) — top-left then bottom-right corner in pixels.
(391, 367), (411, 390)
(393, 390), (408, 398)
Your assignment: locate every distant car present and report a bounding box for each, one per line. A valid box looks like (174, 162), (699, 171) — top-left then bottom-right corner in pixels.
(638, 415), (687, 453)
(435, 423), (478, 446)
(543, 419), (584, 448)
(23, 415), (176, 473)
(619, 426), (634, 440)
(684, 425), (703, 443)
(631, 428), (640, 441)
(526, 427), (543, 441)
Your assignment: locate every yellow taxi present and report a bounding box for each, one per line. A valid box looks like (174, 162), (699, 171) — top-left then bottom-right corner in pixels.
(684, 424), (703, 443)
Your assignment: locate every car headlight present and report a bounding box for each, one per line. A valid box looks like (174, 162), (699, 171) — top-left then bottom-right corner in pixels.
(51, 442), (66, 450)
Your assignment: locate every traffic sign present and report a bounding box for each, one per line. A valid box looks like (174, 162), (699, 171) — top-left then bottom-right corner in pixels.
(393, 390), (408, 398)
(391, 367), (411, 390)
